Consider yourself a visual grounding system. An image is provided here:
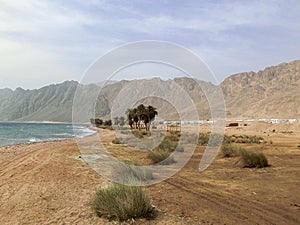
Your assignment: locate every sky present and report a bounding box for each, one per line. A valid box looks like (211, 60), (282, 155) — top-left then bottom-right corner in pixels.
(0, 0), (300, 89)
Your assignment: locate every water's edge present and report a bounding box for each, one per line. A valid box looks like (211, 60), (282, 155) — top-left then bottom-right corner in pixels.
(0, 122), (96, 147)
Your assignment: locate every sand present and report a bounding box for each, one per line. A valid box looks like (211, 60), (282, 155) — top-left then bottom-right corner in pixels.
(0, 122), (300, 224)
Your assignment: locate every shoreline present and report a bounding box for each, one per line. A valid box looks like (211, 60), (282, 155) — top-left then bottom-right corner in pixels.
(0, 137), (76, 151)
(0, 125), (97, 149)
(1, 121), (300, 149)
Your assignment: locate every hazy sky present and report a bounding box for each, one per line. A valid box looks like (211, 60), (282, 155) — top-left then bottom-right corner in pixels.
(1, 0), (300, 89)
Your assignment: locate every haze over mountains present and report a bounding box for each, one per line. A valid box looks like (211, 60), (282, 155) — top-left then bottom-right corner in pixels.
(0, 60), (299, 122)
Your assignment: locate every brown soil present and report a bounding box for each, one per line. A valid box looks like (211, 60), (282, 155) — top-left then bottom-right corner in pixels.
(1, 122), (300, 224)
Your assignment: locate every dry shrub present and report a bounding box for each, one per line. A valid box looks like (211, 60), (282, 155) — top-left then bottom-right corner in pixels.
(221, 144), (244, 158)
(148, 150), (175, 165)
(240, 149), (268, 168)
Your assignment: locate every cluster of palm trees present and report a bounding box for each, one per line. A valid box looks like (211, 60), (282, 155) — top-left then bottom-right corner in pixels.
(126, 104), (158, 131)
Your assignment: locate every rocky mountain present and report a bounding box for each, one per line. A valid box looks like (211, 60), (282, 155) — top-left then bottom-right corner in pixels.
(221, 60), (300, 119)
(0, 81), (79, 122)
(0, 60), (299, 122)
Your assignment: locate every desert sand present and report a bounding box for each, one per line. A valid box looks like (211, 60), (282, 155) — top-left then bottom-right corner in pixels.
(0, 122), (300, 224)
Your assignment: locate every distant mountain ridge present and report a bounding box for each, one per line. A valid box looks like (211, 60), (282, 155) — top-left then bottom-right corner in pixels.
(221, 60), (300, 118)
(0, 81), (79, 122)
(0, 60), (299, 122)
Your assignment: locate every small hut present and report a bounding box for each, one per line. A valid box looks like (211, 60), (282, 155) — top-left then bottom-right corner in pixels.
(166, 121), (181, 134)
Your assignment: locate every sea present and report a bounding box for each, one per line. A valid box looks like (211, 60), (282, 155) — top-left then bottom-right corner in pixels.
(0, 122), (96, 147)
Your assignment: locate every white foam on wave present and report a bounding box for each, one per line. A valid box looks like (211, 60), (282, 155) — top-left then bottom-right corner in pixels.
(29, 137), (37, 143)
(74, 126), (97, 138)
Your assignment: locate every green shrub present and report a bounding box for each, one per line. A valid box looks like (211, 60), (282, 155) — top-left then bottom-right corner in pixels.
(198, 133), (231, 146)
(240, 149), (268, 168)
(91, 183), (154, 221)
(221, 144), (244, 158)
(165, 133), (180, 142)
(198, 133), (210, 145)
(148, 150), (175, 164)
(122, 160), (140, 166)
(157, 139), (177, 152)
(194, 133), (265, 146)
(223, 135), (235, 145)
(230, 134), (264, 144)
(112, 138), (121, 144)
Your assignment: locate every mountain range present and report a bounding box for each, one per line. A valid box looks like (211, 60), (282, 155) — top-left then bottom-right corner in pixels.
(0, 60), (299, 122)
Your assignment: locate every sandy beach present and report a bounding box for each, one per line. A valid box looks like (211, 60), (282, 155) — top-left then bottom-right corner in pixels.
(1, 123), (300, 224)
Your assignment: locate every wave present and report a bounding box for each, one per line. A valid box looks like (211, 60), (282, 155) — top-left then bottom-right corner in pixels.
(74, 127), (97, 138)
(0, 123), (97, 147)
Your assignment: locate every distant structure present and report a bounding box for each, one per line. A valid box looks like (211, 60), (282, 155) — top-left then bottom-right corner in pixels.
(165, 121), (181, 134)
(228, 122), (239, 127)
(229, 118), (300, 124)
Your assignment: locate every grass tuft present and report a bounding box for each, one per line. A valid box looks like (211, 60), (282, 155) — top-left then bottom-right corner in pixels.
(91, 183), (154, 221)
(198, 133), (265, 146)
(148, 150), (175, 165)
(157, 139), (177, 152)
(240, 149), (268, 168)
(221, 144), (244, 158)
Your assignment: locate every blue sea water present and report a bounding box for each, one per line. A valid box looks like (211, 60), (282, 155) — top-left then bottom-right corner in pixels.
(0, 122), (96, 147)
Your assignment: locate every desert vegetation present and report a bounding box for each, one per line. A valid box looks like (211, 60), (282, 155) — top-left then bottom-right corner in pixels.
(220, 144), (268, 168)
(198, 133), (265, 146)
(229, 134), (264, 144)
(220, 144), (245, 158)
(112, 161), (153, 183)
(148, 150), (175, 164)
(131, 130), (151, 139)
(90, 118), (113, 129)
(239, 149), (269, 168)
(147, 133), (181, 164)
(91, 183), (154, 221)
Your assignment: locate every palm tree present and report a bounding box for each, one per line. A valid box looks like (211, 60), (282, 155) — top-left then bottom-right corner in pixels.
(132, 108), (139, 129)
(126, 109), (134, 129)
(145, 105), (158, 130)
(136, 104), (146, 130)
(126, 104), (158, 130)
